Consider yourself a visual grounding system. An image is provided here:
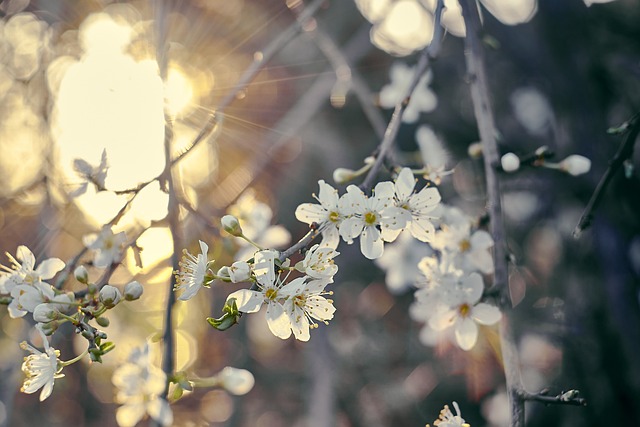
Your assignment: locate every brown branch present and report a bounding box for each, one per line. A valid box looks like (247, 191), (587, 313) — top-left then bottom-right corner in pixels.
(459, 0), (509, 307)
(574, 112), (640, 238)
(360, 0), (445, 192)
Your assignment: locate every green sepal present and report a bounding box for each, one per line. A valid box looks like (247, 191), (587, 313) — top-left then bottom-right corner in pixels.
(207, 298), (240, 331)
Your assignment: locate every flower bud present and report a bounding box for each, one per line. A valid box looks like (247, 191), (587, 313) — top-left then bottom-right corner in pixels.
(96, 316), (110, 327)
(221, 215), (243, 237)
(74, 266), (89, 284)
(124, 281), (143, 301)
(217, 367), (255, 395)
(467, 142), (483, 158)
(501, 153), (520, 172)
(99, 285), (122, 308)
(216, 266), (231, 280)
(33, 304), (59, 323)
(332, 167), (355, 184)
(40, 320), (60, 336)
(228, 261), (250, 283)
(559, 155), (591, 176)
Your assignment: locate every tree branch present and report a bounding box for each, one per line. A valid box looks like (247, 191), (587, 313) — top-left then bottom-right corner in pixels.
(574, 112), (640, 237)
(360, 0), (445, 192)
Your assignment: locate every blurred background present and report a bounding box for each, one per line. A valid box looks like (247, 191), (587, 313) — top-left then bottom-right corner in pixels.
(0, 0), (639, 426)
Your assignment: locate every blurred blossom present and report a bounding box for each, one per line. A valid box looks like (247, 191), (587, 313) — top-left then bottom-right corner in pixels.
(481, 389), (510, 427)
(227, 190), (291, 260)
(3, 13), (50, 80)
(355, 0), (435, 56)
(502, 191), (539, 222)
(375, 230), (433, 294)
(510, 87), (553, 136)
(519, 333), (562, 391)
(112, 343), (172, 427)
(379, 62), (437, 123)
(83, 226), (127, 269)
(416, 125), (453, 184)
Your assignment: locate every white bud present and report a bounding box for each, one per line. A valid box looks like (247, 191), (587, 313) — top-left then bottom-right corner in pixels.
(217, 266), (231, 279)
(221, 215), (243, 237)
(332, 167), (355, 184)
(33, 304), (58, 323)
(501, 153), (521, 172)
(74, 266), (89, 284)
(559, 155), (591, 176)
(99, 285), (122, 308)
(217, 367), (255, 395)
(228, 261), (251, 283)
(124, 281), (143, 301)
(467, 142), (483, 158)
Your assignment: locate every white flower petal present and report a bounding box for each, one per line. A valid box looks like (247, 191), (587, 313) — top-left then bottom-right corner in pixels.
(147, 397), (174, 426)
(360, 226), (384, 259)
(463, 273), (484, 304)
(455, 317), (478, 351)
(472, 303), (502, 325)
(36, 258), (65, 280)
(16, 245), (35, 269)
(295, 203), (328, 224)
(228, 289), (263, 313)
(266, 302), (292, 339)
(254, 250), (276, 287)
(395, 168), (416, 200)
(339, 217), (364, 243)
(116, 402), (147, 427)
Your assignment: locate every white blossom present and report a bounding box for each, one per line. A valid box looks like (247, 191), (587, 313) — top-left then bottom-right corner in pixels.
(226, 250), (292, 339)
(71, 148), (109, 196)
(83, 226), (127, 269)
(384, 168), (441, 243)
(20, 326), (64, 401)
(558, 155), (591, 176)
(379, 62), (437, 123)
(428, 273), (502, 351)
(295, 180), (344, 249)
(280, 277), (336, 341)
(0, 245), (65, 293)
(297, 244), (339, 282)
(175, 240), (212, 301)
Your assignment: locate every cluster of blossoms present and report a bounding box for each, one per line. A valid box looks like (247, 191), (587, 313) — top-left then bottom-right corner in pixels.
(176, 237), (338, 342)
(295, 167), (441, 259)
(0, 225), (144, 403)
(409, 206), (501, 351)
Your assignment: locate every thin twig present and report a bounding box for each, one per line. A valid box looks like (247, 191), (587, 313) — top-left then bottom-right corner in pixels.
(171, 0), (327, 168)
(574, 112), (640, 238)
(360, 0), (445, 192)
(523, 390), (587, 407)
(155, 0), (181, 402)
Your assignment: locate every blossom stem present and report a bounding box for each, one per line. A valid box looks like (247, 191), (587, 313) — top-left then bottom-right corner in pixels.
(60, 348), (89, 367)
(239, 235), (264, 251)
(360, 0), (445, 193)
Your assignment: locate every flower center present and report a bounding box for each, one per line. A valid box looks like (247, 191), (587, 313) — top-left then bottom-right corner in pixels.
(329, 211), (340, 223)
(364, 211), (377, 225)
(294, 294), (307, 307)
(265, 288), (278, 301)
(459, 239), (471, 253)
(458, 303), (471, 318)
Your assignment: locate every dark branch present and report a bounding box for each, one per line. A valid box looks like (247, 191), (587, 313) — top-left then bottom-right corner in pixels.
(574, 112), (640, 238)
